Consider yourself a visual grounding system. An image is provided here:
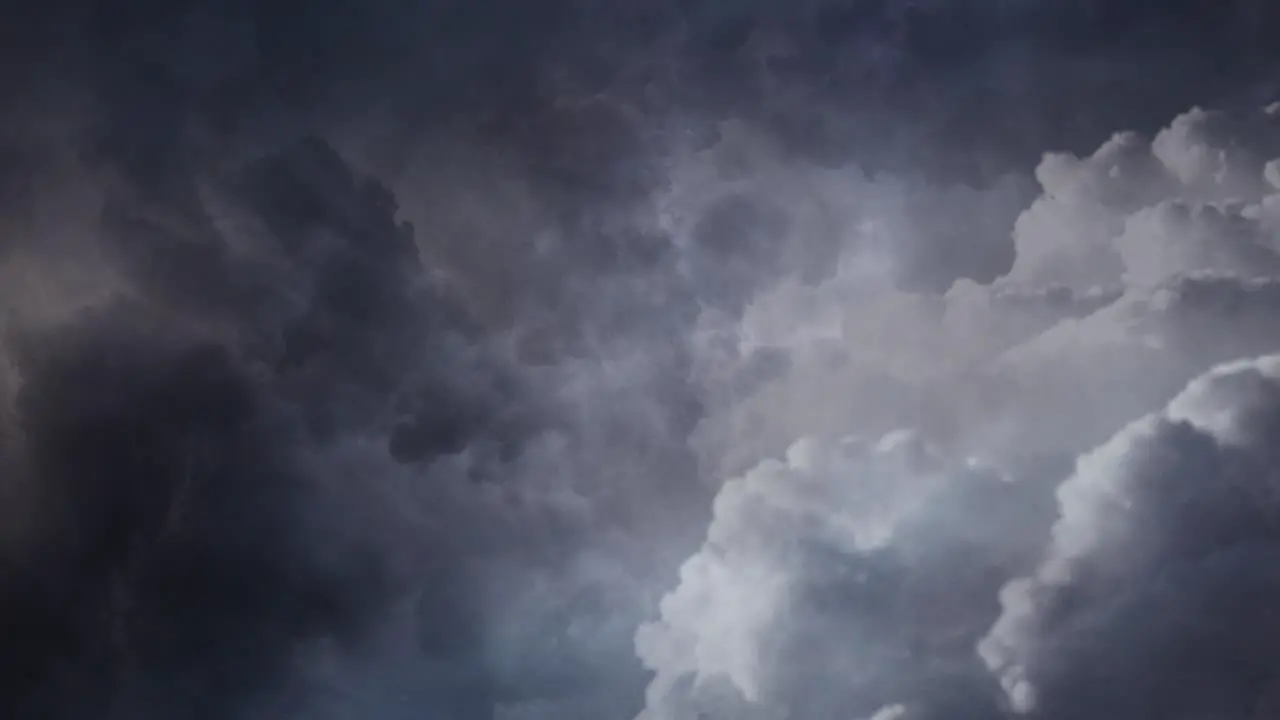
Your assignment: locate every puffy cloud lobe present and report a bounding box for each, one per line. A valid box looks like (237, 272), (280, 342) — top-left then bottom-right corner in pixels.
(980, 355), (1280, 719)
(636, 432), (1057, 720)
(1007, 105), (1280, 292)
(991, 110), (1280, 413)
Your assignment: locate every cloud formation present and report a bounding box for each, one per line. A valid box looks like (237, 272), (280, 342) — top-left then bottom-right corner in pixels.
(635, 432), (1053, 720)
(692, 104), (1280, 476)
(4, 3), (1280, 718)
(981, 355), (1280, 719)
(0, 137), (493, 718)
(638, 103), (1280, 720)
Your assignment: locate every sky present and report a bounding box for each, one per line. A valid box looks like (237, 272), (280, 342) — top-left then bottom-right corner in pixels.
(4, 1), (1280, 719)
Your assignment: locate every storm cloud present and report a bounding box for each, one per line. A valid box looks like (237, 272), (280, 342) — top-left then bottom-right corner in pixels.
(4, 1), (1280, 719)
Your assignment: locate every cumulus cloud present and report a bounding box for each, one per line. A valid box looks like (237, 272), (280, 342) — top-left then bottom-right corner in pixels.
(688, 104), (1280, 475)
(637, 103), (1280, 720)
(635, 431), (1056, 720)
(980, 355), (1280, 719)
(1005, 105), (1280, 291)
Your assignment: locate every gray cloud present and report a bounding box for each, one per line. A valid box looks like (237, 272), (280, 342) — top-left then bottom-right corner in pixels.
(980, 355), (1280, 719)
(5, 2), (1280, 719)
(637, 103), (1280, 720)
(635, 432), (1055, 720)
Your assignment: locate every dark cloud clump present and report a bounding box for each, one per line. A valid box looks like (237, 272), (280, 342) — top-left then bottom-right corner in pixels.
(0, 134), (523, 718)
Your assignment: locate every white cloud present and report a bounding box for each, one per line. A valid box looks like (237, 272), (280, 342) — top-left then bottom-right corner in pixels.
(635, 431), (1032, 719)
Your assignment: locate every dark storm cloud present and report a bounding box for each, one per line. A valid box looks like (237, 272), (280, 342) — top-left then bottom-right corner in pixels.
(0, 313), (409, 719)
(981, 356), (1280, 719)
(5, 1), (1280, 720)
(0, 10), (694, 713)
(0, 135), (528, 718)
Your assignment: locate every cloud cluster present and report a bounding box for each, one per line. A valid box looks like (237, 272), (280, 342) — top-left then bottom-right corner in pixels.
(638, 104), (1280, 720)
(5, 2), (1280, 717)
(691, 104), (1280, 477)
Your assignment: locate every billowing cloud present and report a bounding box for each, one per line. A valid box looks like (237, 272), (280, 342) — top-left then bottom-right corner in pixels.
(635, 431), (1056, 720)
(980, 355), (1280, 719)
(0, 126), (705, 718)
(0, 71), (702, 720)
(5, 3), (1280, 719)
(691, 104), (1280, 477)
(638, 103), (1280, 720)
(0, 137), (498, 718)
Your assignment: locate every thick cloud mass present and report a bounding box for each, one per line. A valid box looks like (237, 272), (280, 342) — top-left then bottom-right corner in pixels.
(5, 2), (1280, 719)
(693, 104), (1280, 478)
(637, 104), (1280, 720)
(0, 141), (487, 718)
(1, 317), (409, 718)
(635, 432), (1055, 720)
(981, 355), (1280, 719)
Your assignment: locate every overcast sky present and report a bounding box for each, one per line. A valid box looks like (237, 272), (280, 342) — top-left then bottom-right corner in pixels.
(4, 2), (1280, 719)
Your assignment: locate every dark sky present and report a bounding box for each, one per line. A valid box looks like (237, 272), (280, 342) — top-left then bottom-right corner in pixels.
(3, 2), (1280, 719)
(6, 0), (1279, 176)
